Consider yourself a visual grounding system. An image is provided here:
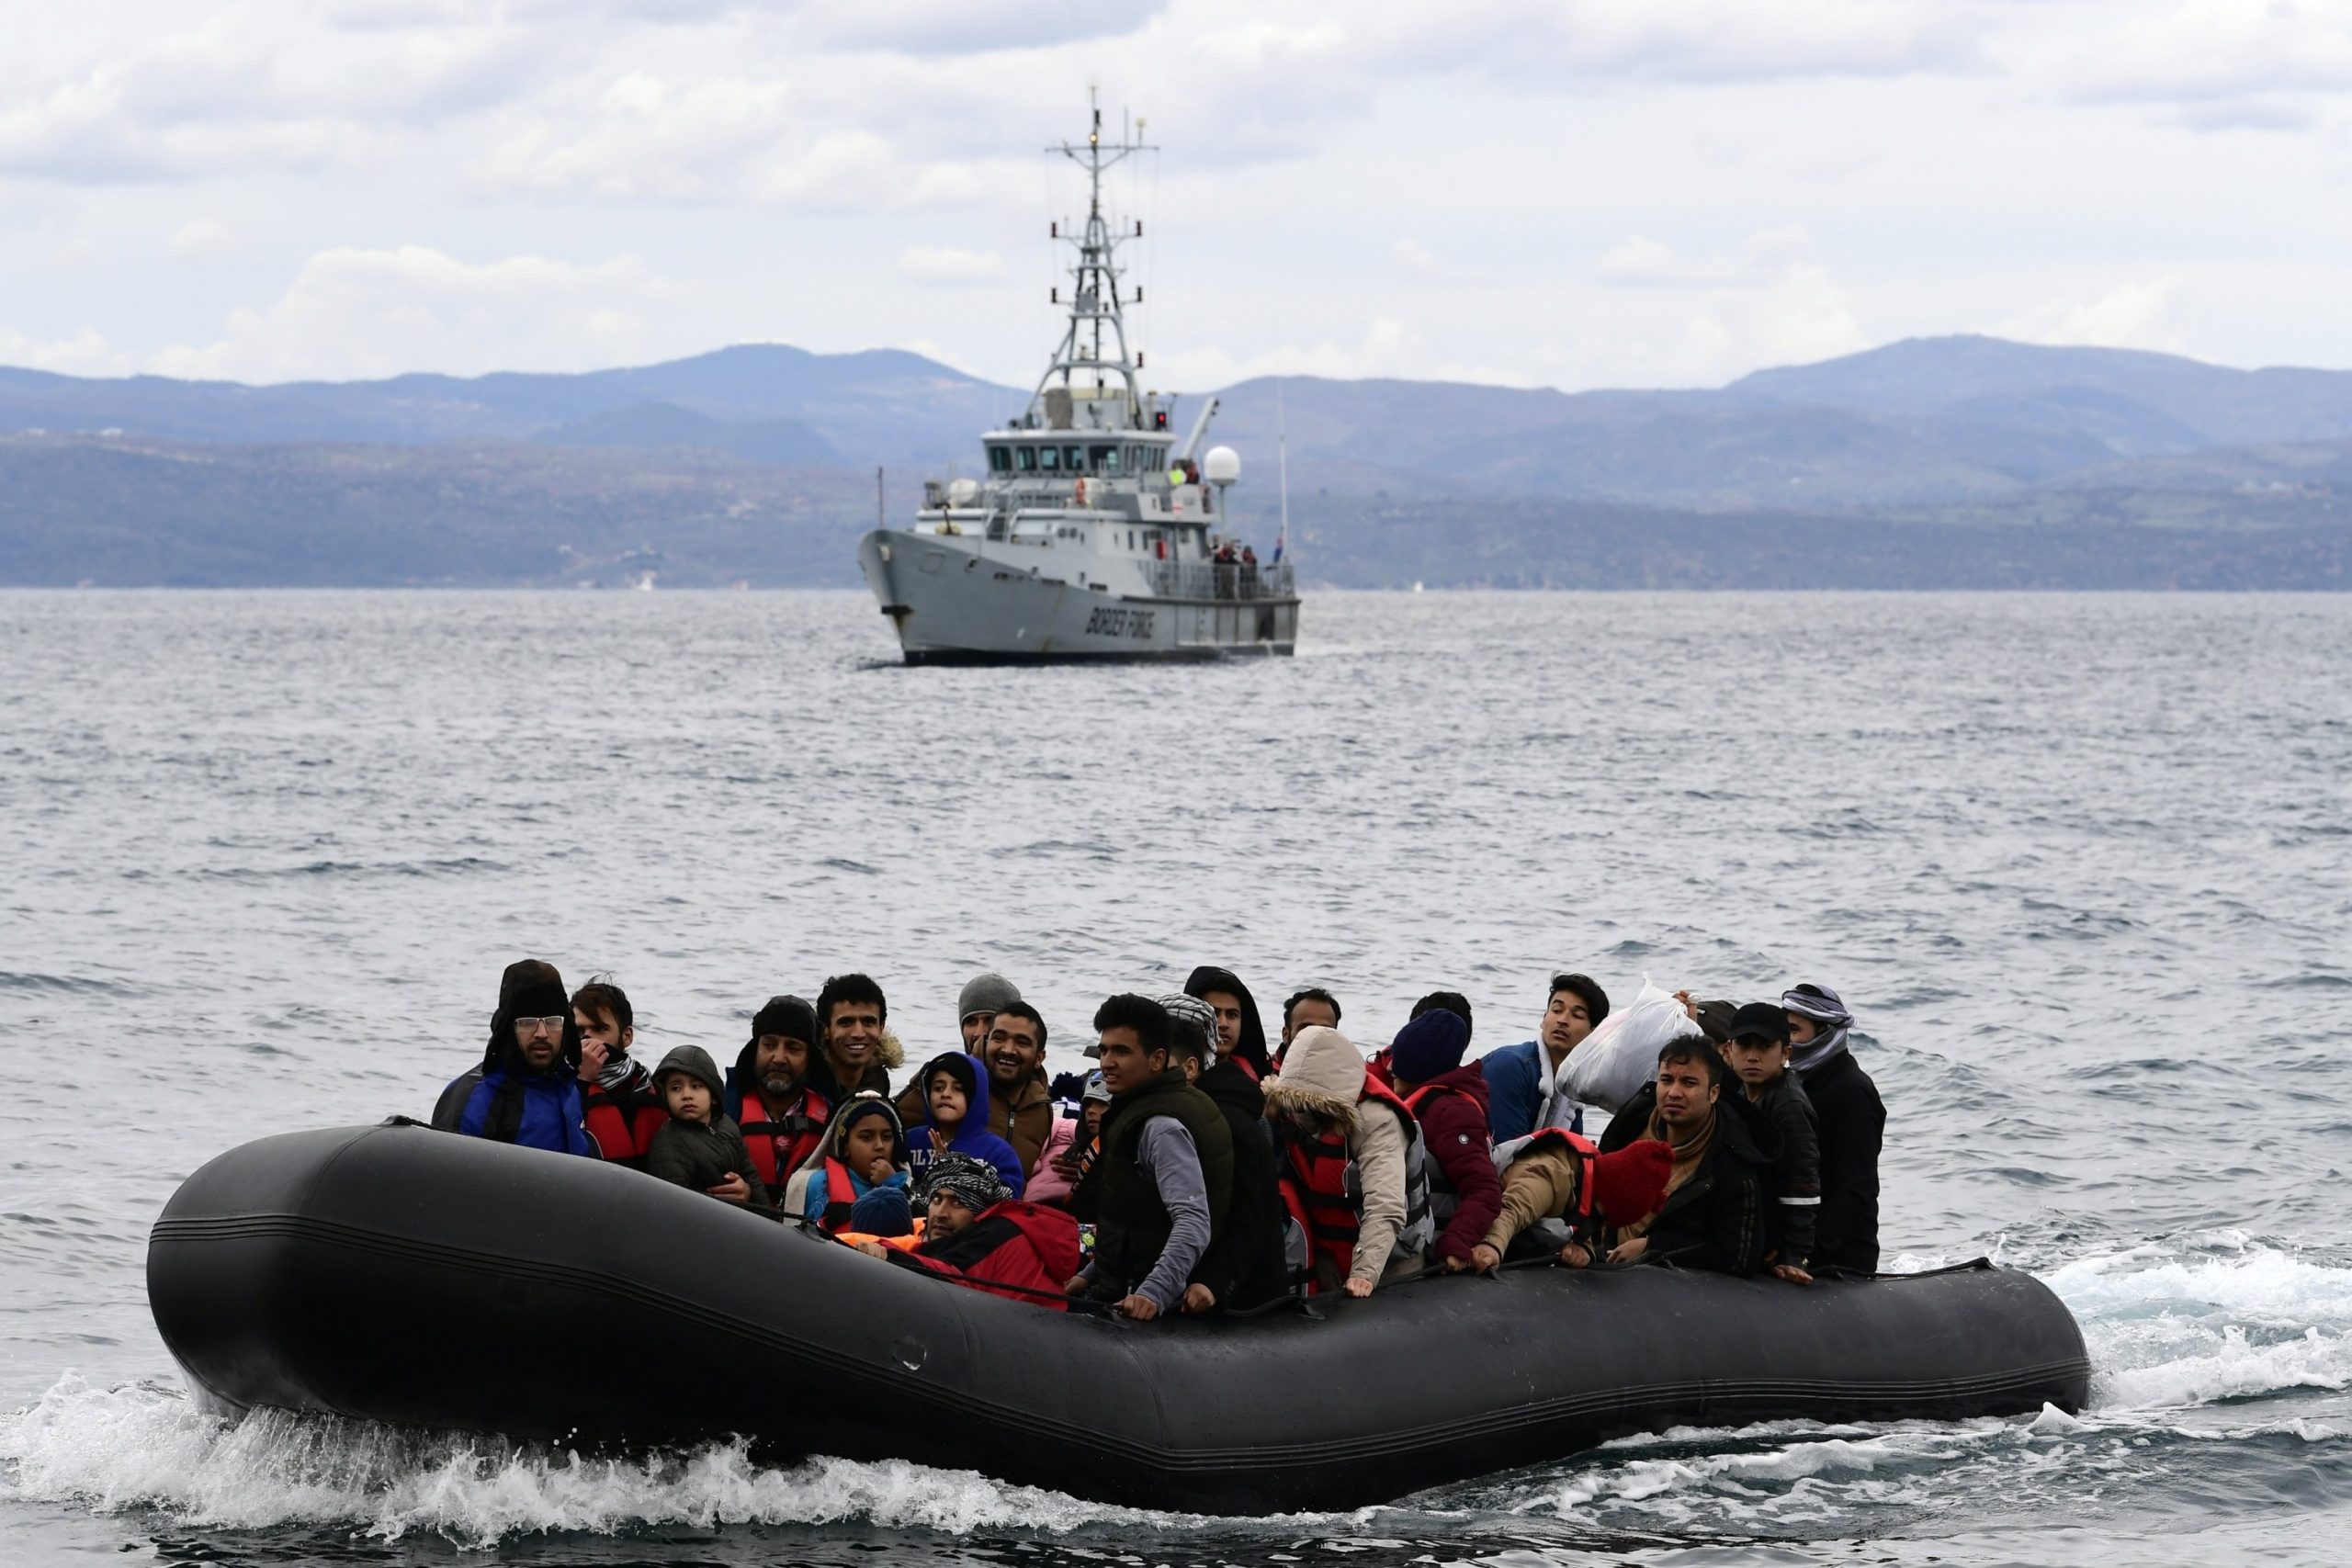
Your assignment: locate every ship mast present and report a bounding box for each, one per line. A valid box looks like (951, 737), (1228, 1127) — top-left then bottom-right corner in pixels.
(1033, 89), (1154, 433)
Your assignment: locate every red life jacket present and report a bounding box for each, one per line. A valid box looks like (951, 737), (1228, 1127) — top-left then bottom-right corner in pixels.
(1273, 1076), (1422, 1292)
(738, 1086), (832, 1190)
(820, 1156), (859, 1234)
(582, 1083), (666, 1163)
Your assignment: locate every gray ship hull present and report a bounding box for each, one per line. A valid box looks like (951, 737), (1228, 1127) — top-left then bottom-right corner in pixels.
(858, 530), (1297, 664)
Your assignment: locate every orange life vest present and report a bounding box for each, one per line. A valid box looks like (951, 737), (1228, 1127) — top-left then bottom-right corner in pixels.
(820, 1156), (859, 1234)
(739, 1086), (831, 1190)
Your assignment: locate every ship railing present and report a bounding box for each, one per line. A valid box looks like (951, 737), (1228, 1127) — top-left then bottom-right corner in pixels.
(1146, 560), (1295, 601)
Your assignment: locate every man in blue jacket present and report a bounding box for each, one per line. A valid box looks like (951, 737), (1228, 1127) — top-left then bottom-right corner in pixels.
(430, 958), (599, 1157)
(1480, 972), (1609, 1143)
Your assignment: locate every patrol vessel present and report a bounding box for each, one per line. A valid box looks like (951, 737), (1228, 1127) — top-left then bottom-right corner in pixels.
(857, 100), (1298, 663)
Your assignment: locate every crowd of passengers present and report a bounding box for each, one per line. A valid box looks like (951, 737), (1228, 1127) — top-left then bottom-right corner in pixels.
(431, 962), (1885, 1317)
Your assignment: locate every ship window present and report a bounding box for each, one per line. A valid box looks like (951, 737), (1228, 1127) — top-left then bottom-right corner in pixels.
(1038, 445), (1060, 472)
(988, 446), (1011, 474)
(1090, 444), (1117, 473)
(1065, 445), (1086, 472)
(1015, 446), (1037, 472)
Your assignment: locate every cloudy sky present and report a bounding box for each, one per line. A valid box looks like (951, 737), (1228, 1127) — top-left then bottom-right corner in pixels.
(3, 0), (2348, 392)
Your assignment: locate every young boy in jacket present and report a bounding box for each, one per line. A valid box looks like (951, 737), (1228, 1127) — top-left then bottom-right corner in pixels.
(1720, 1001), (1822, 1284)
(905, 1052), (1027, 1197)
(642, 1044), (767, 1207)
(1384, 1009), (1503, 1275)
(855, 1152), (1083, 1310)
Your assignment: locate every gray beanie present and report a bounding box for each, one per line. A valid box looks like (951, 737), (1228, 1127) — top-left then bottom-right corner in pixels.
(956, 972), (1022, 1021)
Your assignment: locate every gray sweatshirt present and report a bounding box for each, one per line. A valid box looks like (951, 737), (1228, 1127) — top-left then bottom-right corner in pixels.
(1131, 1116), (1214, 1312)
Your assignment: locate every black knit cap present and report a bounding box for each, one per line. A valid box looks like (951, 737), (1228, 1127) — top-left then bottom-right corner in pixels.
(751, 994), (818, 1046)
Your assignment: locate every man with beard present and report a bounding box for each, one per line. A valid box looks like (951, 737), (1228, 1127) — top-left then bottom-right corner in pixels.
(1597, 1035), (1780, 1276)
(571, 978), (666, 1166)
(431, 959), (598, 1157)
(899, 998), (1055, 1176)
(1482, 972), (1609, 1143)
(1184, 964), (1272, 1080)
(724, 994), (832, 1200)
(812, 972), (901, 1100)
(1783, 983), (1884, 1275)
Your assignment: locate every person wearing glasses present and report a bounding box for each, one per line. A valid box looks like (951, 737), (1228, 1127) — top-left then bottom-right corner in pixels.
(430, 958), (599, 1157)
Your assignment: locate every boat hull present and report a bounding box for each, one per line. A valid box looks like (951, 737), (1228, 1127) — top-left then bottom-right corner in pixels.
(150, 1122), (2090, 1516)
(857, 530), (1297, 663)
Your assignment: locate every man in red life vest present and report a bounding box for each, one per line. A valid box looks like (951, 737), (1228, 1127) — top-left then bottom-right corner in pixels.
(571, 978), (668, 1167)
(724, 995), (831, 1199)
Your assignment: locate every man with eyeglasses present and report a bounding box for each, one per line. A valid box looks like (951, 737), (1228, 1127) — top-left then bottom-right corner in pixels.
(430, 958), (599, 1156)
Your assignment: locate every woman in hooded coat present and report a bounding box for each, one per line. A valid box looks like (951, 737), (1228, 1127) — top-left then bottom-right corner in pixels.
(1261, 1024), (1416, 1297)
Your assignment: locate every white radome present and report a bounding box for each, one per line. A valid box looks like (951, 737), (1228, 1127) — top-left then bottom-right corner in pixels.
(947, 478), (981, 506)
(1203, 445), (1241, 486)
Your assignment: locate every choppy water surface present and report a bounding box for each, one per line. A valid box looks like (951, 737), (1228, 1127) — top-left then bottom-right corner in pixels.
(2, 589), (2348, 1566)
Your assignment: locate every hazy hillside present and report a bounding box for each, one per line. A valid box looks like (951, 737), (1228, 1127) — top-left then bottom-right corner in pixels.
(4, 335), (2351, 588)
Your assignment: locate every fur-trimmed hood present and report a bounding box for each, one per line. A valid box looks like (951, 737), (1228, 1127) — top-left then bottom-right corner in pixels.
(1262, 1024), (1367, 1131)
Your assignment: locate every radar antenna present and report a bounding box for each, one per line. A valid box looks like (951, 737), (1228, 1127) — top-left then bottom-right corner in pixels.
(1033, 88), (1155, 433)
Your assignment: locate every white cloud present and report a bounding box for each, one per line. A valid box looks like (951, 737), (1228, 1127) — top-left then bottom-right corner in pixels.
(899, 246), (1006, 284)
(146, 245), (682, 381)
(165, 218), (236, 259)
(1998, 276), (2190, 353)
(0, 325), (137, 378)
(1392, 238), (1443, 280)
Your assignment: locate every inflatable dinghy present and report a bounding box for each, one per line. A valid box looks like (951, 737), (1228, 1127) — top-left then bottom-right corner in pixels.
(149, 1122), (2090, 1515)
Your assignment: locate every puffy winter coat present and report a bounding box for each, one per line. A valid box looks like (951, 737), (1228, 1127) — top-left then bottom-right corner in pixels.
(888, 1200), (1083, 1309)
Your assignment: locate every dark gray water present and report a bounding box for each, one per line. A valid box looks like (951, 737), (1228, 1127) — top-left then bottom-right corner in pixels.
(3, 589), (2348, 1566)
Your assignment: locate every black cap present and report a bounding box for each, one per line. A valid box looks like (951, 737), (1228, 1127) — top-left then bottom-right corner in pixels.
(1726, 1001), (1790, 1045)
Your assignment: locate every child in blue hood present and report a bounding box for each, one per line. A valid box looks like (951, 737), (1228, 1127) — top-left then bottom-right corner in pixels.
(906, 1052), (1027, 1198)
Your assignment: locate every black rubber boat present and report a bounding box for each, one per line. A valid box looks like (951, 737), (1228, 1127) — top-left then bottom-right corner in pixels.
(149, 1121), (2091, 1515)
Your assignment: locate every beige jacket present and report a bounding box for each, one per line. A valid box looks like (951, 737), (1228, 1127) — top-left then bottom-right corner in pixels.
(1263, 1024), (1408, 1291)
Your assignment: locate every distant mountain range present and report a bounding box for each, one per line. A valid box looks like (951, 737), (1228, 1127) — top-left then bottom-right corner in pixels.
(4, 335), (2348, 588)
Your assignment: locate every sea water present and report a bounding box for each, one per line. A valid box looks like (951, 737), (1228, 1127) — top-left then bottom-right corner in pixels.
(1, 589), (2346, 1565)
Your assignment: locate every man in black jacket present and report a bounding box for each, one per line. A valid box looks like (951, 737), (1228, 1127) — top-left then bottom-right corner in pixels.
(1783, 983), (1884, 1275)
(1599, 1035), (1780, 1276)
(1160, 993), (1286, 1314)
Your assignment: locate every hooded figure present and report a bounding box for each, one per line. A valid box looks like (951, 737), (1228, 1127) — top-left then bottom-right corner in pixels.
(793, 1092), (912, 1234)
(905, 1052), (1027, 1197)
(1783, 983), (1883, 1275)
(432, 959), (596, 1158)
(725, 994), (832, 1191)
(642, 1043), (767, 1205)
(1261, 1024), (1424, 1295)
(1187, 1036), (1290, 1313)
(1184, 965), (1272, 1080)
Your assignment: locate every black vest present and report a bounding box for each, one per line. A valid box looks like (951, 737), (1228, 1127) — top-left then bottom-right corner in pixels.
(1090, 1069), (1235, 1300)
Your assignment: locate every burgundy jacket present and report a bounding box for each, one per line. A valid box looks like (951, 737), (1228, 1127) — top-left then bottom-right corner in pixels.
(1407, 1062), (1503, 1266)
